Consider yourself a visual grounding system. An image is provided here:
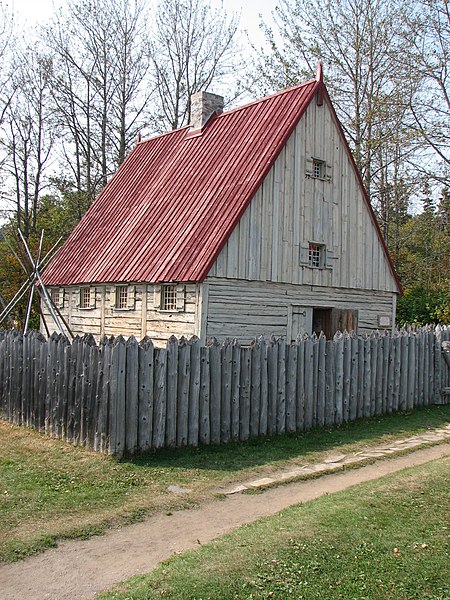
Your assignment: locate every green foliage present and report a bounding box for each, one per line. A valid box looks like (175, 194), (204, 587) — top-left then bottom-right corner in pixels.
(397, 287), (450, 326)
(0, 186), (90, 331)
(390, 193), (450, 326)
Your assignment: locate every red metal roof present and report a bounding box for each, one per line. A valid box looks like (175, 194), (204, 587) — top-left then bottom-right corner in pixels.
(42, 75), (401, 292)
(43, 79), (320, 285)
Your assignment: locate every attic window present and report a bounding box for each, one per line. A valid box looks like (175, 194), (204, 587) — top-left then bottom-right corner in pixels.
(116, 285), (128, 309)
(313, 159), (324, 179)
(309, 243), (325, 268)
(306, 157), (331, 181)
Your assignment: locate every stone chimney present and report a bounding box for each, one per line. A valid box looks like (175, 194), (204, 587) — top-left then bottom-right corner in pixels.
(190, 91), (224, 130)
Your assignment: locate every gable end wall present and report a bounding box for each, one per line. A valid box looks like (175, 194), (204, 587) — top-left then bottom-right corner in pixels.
(207, 96), (398, 293)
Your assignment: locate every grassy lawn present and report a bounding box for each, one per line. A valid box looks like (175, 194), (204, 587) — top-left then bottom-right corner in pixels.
(100, 457), (450, 600)
(0, 404), (449, 563)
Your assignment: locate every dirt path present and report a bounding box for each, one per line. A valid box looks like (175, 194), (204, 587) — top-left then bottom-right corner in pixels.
(1, 443), (449, 600)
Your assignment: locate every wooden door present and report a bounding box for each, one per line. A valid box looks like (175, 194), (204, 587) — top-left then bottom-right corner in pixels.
(288, 305), (313, 341)
(330, 308), (358, 334)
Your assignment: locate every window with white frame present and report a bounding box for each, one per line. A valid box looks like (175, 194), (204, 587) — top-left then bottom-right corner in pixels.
(80, 287), (91, 309)
(308, 243), (326, 268)
(116, 285), (128, 309)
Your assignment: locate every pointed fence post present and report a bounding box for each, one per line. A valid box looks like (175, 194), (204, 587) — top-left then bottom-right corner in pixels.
(199, 344), (210, 445)
(138, 336), (154, 452)
(209, 338), (222, 444)
(80, 333), (97, 446)
(239, 345), (251, 441)
(399, 329), (409, 411)
(188, 336), (201, 446)
(153, 347), (167, 449)
(434, 326), (443, 404)
(221, 339), (233, 443)
(166, 336), (178, 447)
(177, 336), (190, 446)
(267, 336), (278, 435)
(230, 340), (241, 440)
(126, 336), (139, 454)
(110, 335), (126, 457)
(285, 338), (297, 433)
(334, 332), (344, 425)
(250, 338), (262, 437)
(349, 332), (359, 421)
(316, 333), (326, 427)
(296, 335), (306, 430)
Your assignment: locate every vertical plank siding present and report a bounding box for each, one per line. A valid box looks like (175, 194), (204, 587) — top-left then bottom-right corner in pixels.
(208, 99), (399, 295)
(0, 326), (449, 457)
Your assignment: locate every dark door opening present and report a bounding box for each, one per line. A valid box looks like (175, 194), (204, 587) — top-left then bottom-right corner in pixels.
(312, 307), (358, 339)
(312, 308), (332, 338)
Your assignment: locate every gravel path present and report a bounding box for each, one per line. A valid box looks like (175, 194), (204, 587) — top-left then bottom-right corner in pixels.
(1, 441), (449, 600)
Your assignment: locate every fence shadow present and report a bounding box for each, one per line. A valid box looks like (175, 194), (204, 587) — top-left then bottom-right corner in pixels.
(124, 405), (450, 471)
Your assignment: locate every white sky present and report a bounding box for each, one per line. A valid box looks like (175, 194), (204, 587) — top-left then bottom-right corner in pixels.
(10, 0), (278, 49)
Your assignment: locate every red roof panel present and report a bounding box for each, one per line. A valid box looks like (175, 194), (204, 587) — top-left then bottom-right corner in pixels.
(43, 80), (319, 285)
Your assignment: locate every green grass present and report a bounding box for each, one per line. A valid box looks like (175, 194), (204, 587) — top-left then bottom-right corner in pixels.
(0, 404), (449, 563)
(99, 458), (450, 600)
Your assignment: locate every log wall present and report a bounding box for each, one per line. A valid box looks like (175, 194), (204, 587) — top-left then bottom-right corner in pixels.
(1, 326), (448, 457)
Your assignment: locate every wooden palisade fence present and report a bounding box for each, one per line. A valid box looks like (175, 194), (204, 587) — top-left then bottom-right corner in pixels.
(0, 326), (449, 457)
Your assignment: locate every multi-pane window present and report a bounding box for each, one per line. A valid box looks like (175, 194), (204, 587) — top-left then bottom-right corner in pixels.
(312, 159), (324, 178)
(80, 287), (91, 308)
(161, 284), (177, 311)
(51, 288), (60, 307)
(308, 243), (325, 268)
(116, 285), (128, 309)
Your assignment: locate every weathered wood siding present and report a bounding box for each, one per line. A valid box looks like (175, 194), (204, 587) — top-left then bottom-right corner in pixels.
(41, 284), (199, 345)
(145, 284), (198, 344)
(208, 97), (398, 293)
(204, 278), (395, 344)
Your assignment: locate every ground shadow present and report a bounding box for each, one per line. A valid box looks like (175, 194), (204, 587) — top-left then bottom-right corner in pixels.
(125, 405), (450, 473)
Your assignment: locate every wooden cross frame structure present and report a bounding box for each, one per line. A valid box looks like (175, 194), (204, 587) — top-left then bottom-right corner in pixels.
(0, 229), (74, 339)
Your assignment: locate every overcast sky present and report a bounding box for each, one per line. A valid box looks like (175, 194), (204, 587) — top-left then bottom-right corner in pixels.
(11, 0), (278, 49)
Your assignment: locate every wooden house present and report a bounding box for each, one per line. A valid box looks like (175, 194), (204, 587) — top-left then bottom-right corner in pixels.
(42, 65), (402, 345)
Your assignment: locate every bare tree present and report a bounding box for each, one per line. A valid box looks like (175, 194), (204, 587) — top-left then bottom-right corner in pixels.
(45, 0), (152, 203)
(260, 0), (410, 185)
(0, 1), (15, 125)
(149, 0), (240, 131)
(2, 48), (56, 238)
(257, 0), (419, 246)
(401, 0), (450, 187)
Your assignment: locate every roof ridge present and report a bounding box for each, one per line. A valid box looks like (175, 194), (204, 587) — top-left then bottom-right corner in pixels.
(213, 78), (318, 120)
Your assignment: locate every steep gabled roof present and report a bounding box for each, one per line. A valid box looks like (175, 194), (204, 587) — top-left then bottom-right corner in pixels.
(43, 79), (320, 285)
(43, 74), (401, 292)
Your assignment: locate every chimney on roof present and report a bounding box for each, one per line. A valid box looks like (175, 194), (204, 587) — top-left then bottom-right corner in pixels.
(190, 91), (224, 130)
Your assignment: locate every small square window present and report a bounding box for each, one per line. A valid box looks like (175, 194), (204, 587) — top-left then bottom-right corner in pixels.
(161, 284), (177, 311)
(116, 285), (128, 309)
(313, 159), (324, 178)
(80, 287), (91, 309)
(309, 243), (325, 268)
